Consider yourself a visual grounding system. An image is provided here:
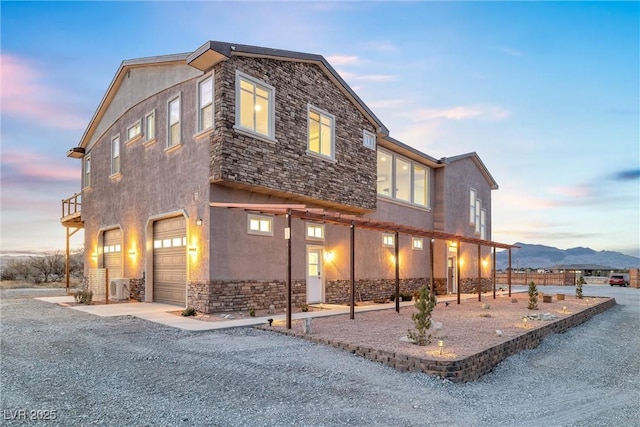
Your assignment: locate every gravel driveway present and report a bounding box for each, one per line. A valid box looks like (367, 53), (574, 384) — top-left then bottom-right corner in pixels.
(1, 285), (638, 426)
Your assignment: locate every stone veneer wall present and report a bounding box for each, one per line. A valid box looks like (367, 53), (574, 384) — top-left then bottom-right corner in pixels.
(128, 277), (145, 302)
(265, 298), (616, 383)
(187, 280), (307, 313)
(325, 278), (446, 304)
(459, 278), (493, 293)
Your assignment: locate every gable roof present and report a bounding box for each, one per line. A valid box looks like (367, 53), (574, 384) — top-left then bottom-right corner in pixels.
(186, 41), (389, 136)
(443, 152), (499, 190)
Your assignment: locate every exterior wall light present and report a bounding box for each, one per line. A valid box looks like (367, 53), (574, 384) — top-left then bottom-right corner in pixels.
(324, 251), (334, 262)
(196, 219), (203, 226)
(188, 246), (197, 253)
(128, 249), (136, 258)
(438, 340), (444, 355)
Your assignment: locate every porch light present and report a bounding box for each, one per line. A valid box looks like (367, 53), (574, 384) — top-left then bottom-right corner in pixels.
(482, 259), (488, 268)
(128, 249), (136, 258)
(438, 340), (444, 355)
(324, 251), (334, 262)
(563, 306), (567, 313)
(91, 252), (98, 260)
(196, 218), (203, 226)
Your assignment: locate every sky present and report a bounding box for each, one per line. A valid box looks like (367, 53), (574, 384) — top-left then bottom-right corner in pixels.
(1, 1), (639, 257)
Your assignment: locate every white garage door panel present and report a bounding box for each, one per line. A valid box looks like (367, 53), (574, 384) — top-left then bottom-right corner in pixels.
(153, 217), (186, 306)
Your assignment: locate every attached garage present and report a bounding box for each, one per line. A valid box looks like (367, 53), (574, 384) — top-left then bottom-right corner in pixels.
(153, 216), (187, 306)
(103, 228), (122, 279)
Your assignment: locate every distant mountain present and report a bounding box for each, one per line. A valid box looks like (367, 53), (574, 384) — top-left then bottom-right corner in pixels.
(496, 242), (640, 270)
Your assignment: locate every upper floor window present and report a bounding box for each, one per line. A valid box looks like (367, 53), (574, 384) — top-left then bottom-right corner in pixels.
(168, 95), (181, 147)
(469, 189), (477, 224)
(363, 130), (376, 150)
(247, 214), (273, 236)
(198, 76), (213, 132)
(145, 110), (156, 142)
(377, 148), (429, 208)
(111, 135), (120, 175)
(307, 105), (335, 160)
(83, 155), (91, 188)
(126, 120), (141, 142)
(306, 223), (325, 241)
(382, 233), (395, 247)
(480, 208), (487, 239)
(235, 71), (275, 140)
(475, 198), (482, 234)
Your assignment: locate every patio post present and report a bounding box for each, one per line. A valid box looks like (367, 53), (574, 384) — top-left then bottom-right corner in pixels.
(286, 210), (292, 329)
(350, 223), (355, 320)
(457, 240), (461, 304)
(492, 246), (497, 299)
(508, 248), (512, 297)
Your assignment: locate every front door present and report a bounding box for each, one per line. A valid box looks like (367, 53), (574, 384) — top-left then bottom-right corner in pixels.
(307, 247), (323, 303)
(448, 256), (457, 294)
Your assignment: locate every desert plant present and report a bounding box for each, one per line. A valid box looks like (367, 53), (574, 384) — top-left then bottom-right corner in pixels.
(182, 307), (197, 317)
(249, 307), (256, 317)
(527, 281), (538, 310)
(575, 279), (584, 299)
(300, 303), (309, 312)
(406, 286), (437, 346)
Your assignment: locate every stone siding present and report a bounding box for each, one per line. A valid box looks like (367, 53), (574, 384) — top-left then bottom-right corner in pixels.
(187, 280), (307, 313)
(128, 277), (145, 302)
(210, 57), (378, 212)
(325, 278), (446, 304)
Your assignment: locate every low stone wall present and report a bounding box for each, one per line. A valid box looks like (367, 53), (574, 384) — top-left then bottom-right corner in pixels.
(187, 280), (306, 313)
(129, 277), (145, 302)
(266, 298), (616, 383)
(459, 278), (493, 293)
(325, 278), (444, 304)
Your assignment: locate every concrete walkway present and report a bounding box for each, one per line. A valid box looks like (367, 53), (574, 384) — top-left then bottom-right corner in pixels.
(37, 289), (524, 332)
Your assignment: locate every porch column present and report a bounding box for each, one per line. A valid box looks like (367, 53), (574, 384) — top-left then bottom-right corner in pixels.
(286, 210), (292, 329)
(492, 246), (497, 299)
(350, 223), (355, 320)
(456, 240), (461, 304)
(477, 244), (482, 302)
(395, 231), (400, 313)
(508, 248), (512, 297)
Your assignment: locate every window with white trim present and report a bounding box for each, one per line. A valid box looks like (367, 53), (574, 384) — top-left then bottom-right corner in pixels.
(248, 214), (273, 236)
(382, 233), (395, 247)
(83, 155), (91, 188)
(198, 75), (213, 132)
(168, 95), (181, 147)
(363, 130), (376, 150)
(153, 236), (186, 249)
(307, 105), (335, 160)
(412, 237), (424, 250)
(103, 244), (121, 253)
(236, 71), (275, 139)
(480, 208), (487, 240)
(111, 135), (120, 175)
(377, 148), (430, 207)
(306, 223), (325, 241)
(475, 198), (481, 234)
(127, 120), (141, 142)
(145, 110), (156, 142)
(470, 188), (477, 224)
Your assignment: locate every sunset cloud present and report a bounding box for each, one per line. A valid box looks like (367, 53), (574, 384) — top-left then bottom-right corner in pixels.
(1, 148), (78, 184)
(0, 54), (86, 129)
(406, 105), (511, 122)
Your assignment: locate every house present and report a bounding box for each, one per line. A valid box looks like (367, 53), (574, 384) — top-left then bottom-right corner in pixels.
(61, 41), (515, 313)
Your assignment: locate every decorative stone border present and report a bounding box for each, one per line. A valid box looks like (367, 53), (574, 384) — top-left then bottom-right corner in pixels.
(259, 298), (616, 383)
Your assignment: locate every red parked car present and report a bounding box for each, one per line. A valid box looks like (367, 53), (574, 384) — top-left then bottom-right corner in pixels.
(609, 275), (629, 287)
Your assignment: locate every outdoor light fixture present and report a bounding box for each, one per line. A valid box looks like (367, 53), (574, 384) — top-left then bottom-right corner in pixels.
(523, 317), (528, 327)
(128, 249), (136, 258)
(563, 306), (567, 313)
(438, 340), (444, 355)
(586, 298), (589, 305)
(196, 218), (203, 226)
(188, 246), (197, 253)
(324, 251), (335, 262)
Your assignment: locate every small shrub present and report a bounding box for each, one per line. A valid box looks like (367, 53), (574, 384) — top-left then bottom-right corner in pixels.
(249, 307), (256, 317)
(406, 286), (437, 346)
(373, 297), (388, 304)
(400, 293), (413, 302)
(300, 304), (309, 312)
(182, 307), (197, 317)
(73, 290), (93, 305)
(527, 281), (538, 310)
(576, 279), (584, 299)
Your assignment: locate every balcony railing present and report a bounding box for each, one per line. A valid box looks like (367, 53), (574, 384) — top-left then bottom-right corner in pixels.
(61, 192), (83, 227)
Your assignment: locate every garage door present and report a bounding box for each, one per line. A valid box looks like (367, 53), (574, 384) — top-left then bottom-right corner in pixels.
(103, 229), (122, 279)
(153, 217), (187, 306)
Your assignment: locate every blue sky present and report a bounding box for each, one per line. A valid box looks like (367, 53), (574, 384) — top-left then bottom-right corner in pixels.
(1, 1), (638, 257)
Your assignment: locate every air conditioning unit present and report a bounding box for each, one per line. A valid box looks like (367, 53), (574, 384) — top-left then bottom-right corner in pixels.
(109, 278), (129, 301)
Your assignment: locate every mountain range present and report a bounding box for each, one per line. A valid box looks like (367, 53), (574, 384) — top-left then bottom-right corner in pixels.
(495, 243), (640, 270)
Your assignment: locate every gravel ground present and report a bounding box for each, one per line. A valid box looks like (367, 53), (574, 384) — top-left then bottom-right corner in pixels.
(1, 285), (638, 426)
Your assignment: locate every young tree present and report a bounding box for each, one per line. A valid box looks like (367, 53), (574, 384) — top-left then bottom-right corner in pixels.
(407, 286), (437, 346)
(527, 281), (538, 310)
